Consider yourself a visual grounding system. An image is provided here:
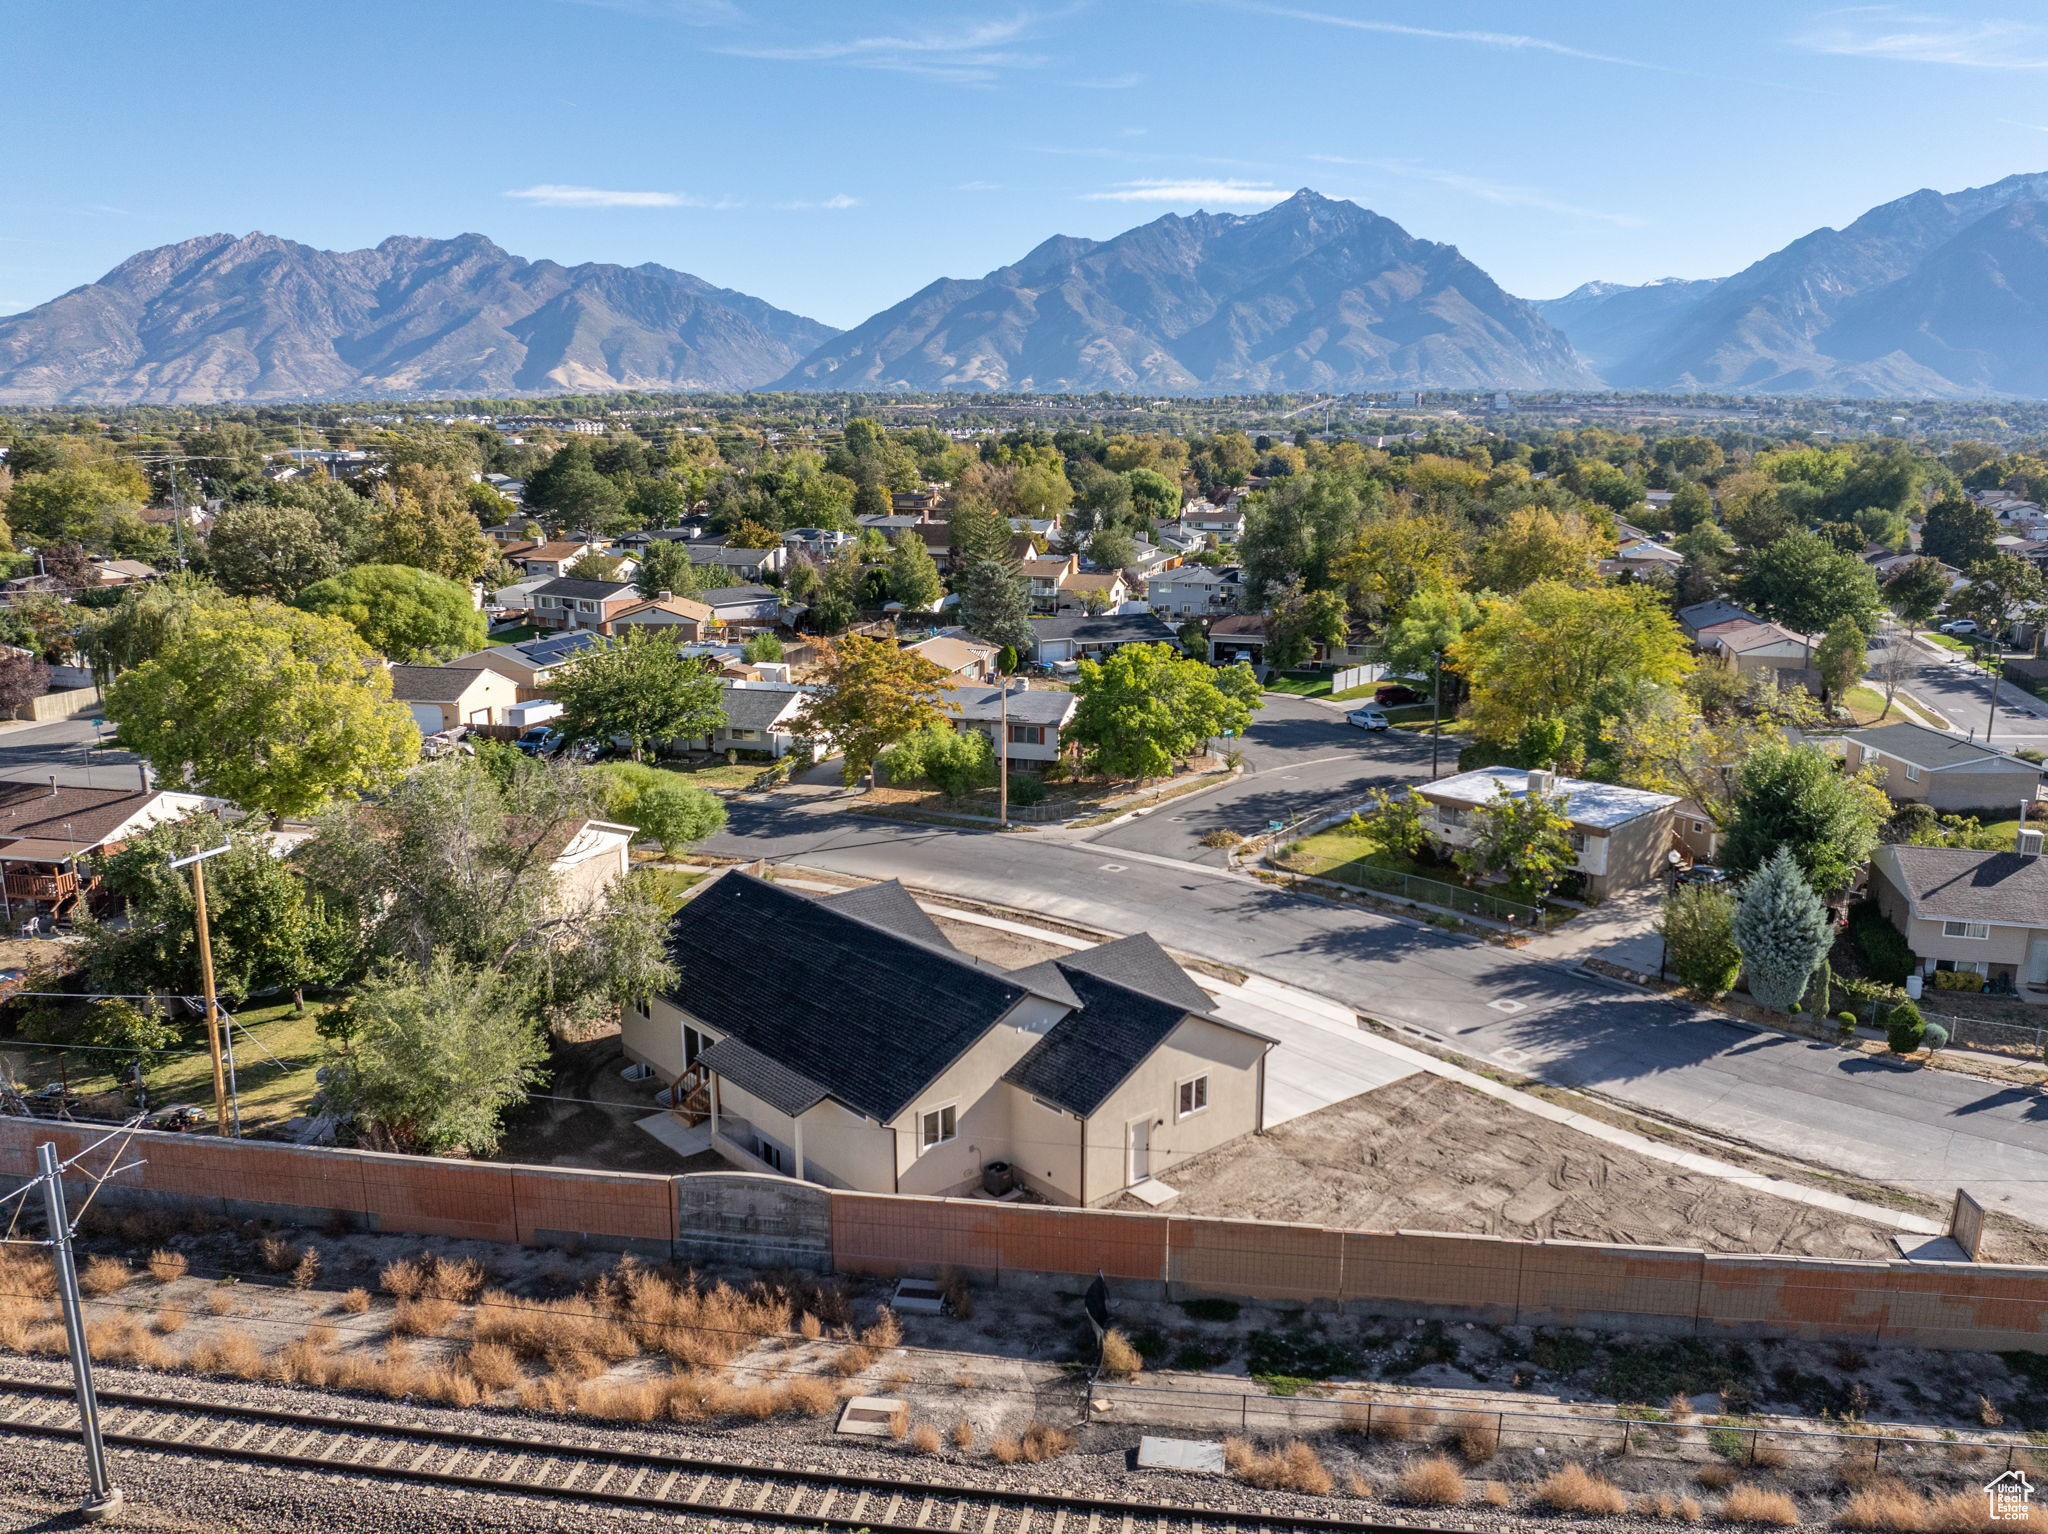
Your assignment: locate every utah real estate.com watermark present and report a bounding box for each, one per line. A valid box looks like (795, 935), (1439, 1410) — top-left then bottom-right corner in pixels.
(1988, 1470), (2034, 1521)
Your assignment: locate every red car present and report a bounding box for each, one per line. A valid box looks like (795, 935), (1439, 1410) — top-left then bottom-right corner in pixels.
(1375, 684), (1424, 706)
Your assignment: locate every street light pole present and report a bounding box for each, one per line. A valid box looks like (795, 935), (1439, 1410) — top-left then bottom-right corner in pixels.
(38, 1140), (123, 1521)
(1985, 651), (2003, 749)
(169, 842), (233, 1135)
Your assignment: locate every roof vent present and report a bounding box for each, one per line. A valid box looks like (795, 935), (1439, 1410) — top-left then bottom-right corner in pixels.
(1526, 768), (1555, 796)
(2021, 829), (2045, 857)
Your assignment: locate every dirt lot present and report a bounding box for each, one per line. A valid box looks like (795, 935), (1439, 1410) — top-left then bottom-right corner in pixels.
(1132, 1074), (1912, 1260)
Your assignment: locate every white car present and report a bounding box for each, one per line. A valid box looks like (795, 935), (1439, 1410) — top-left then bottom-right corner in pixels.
(1939, 618), (1980, 636)
(1346, 708), (1390, 732)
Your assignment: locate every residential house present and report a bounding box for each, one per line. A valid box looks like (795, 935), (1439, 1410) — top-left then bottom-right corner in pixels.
(1207, 615), (1268, 666)
(695, 681), (809, 758)
(508, 541), (603, 580)
(937, 679), (1078, 767)
(1029, 612), (1181, 665)
(608, 594), (715, 638)
(1676, 600), (1760, 645)
(904, 632), (1000, 682)
(687, 542), (788, 582)
(781, 527), (853, 558)
(1869, 837), (2048, 992)
(1023, 555), (1079, 613)
(1155, 524), (1207, 556)
(1181, 502), (1244, 540)
(1056, 569), (1131, 612)
(387, 664), (523, 734)
(547, 820), (638, 909)
(621, 873), (1272, 1203)
(1679, 601), (1816, 689)
(698, 585), (784, 627)
(0, 781), (214, 923)
(619, 521), (711, 551)
(1843, 721), (2048, 814)
(891, 488), (944, 516)
(90, 558), (161, 587)
(1150, 565), (1242, 618)
(452, 632), (605, 699)
(530, 577), (642, 633)
(1599, 538), (1684, 579)
(1120, 538), (1182, 584)
(1417, 766), (1681, 900)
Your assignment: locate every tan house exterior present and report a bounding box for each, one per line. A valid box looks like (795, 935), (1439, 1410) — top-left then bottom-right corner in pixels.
(904, 633), (1000, 682)
(549, 820), (636, 909)
(934, 680), (1077, 767)
(387, 664), (523, 733)
(620, 874), (1271, 1203)
(1869, 840), (2048, 991)
(1417, 767), (1680, 900)
(609, 594), (714, 638)
(1844, 721), (2048, 815)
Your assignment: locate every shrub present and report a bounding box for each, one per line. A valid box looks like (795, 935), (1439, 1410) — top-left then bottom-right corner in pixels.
(888, 721), (995, 799)
(782, 1376), (840, 1417)
(1663, 882), (1743, 996)
(910, 1422), (942, 1455)
(78, 1257), (132, 1297)
(146, 1250), (188, 1284)
(1006, 774), (1048, 808)
(380, 1257), (424, 1300)
(188, 1332), (266, 1378)
(950, 1420), (974, 1450)
(1225, 1438), (1334, 1494)
(1850, 902), (1914, 985)
(290, 1247), (321, 1290)
(1448, 1413), (1500, 1462)
(1370, 1404), (1438, 1441)
(150, 1307), (187, 1334)
(1921, 1022), (1949, 1053)
(1837, 1479), (1928, 1531)
(1198, 829), (1242, 849)
(1886, 1001), (1927, 1055)
(1534, 1463), (1629, 1515)
(1395, 1456), (1466, 1506)
(1020, 1423), (1074, 1462)
(1721, 1486), (1801, 1526)
(464, 1342), (526, 1392)
(991, 1435), (1021, 1465)
(1099, 1328), (1143, 1377)
(392, 1297), (458, 1337)
(339, 1287), (371, 1314)
(1930, 968), (1983, 991)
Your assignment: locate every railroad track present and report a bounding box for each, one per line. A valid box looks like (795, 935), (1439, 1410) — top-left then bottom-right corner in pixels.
(0, 1376), (1415, 1533)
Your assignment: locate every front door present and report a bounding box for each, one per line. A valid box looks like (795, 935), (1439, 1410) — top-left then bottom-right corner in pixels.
(1127, 1117), (1151, 1185)
(2028, 937), (2048, 989)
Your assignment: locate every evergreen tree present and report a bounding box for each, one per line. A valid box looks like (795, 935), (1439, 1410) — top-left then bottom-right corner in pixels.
(887, 536), (945, 612)
(955, 555), (1034, 654)
(1732, 846), (1833, 1012)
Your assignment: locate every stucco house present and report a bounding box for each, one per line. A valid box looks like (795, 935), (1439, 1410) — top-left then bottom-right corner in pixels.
(904, 632), (1000, 682)
(1028, 612), (1180, 665)
(609, 594), (715, 638)
(1843, 721), (2048, 815)
(1416, 767), (1681, 900)
(452, 631), (603, 700)
(530, 577), (641, 633)
(1150, 565), (1242, 618)
(1869, 836), (2048, 992)
(935, 679), (1078, 767)
(621, 874), (1272, 1204)
(386, 663), (522, 734)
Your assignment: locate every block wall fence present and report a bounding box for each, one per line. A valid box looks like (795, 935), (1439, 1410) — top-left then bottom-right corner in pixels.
(3, 1119), (2041, 1354)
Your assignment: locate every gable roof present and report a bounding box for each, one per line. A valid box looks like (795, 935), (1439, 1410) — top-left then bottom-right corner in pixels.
(717, 683), (808, 731)
(698, 584), (778, 607)
(1059, 931), (1216, 1013)
(1004, 969), (1198, 1117)
(515, 541), (591, 563)
(610, 594), (713, 624)
(387, 664), (494, 702)
(1848, 720), (2039, 773)
(693, 1036), (829, 1118)
(532, 577), (636, 601)
(1030, 612), (1179, 645)
(1708, 620), (1807, 654)
(819, 880), (952, 948)
(687, 543), (779, 564)
(1876, 844), (2048, 927)
(661, 873), (1029, 1122)
(937, 681), (1078, 728)
(1677, 599), (1758, 636)
(0, 782), (202, 856)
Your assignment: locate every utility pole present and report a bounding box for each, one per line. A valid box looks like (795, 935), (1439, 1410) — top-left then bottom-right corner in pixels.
(998, 677), (1010, 827)
(1985, 651), (2003, 749)
(38, 1141), (123, 1521)
(1430, 649), (1446, 781)
(169, 842), (234, 1135)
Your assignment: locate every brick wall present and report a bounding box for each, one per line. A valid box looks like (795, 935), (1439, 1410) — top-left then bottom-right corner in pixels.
(4, 1118), (2042, 1353)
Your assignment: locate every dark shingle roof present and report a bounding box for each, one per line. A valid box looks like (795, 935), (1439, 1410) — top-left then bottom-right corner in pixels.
(699, 584), (778, 606)
(532, 577), (636, 600)
(819, 880), (951, 948)
(1003, 969), (1198, 1117)
(1878, 845), (2048, 926)
(1029, 612), (1179, 645)
(1059, 932), (1215, 1014)
(514, 631), (605, 668)
(1849, 720), (2037, 773)
(694, 1037), (829, 1117)
(662, 873), (1029, 1122)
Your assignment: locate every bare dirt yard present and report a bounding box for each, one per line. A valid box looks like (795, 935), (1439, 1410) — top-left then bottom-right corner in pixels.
(1131, 1074), (1910, 1260)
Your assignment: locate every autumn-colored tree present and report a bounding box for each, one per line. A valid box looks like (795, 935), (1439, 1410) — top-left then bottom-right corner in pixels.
(789, 634), (954, 787)
(1471, 505), (1613, 592)
(1330, 511), (1467, 619)
(364, 464), (491, 582)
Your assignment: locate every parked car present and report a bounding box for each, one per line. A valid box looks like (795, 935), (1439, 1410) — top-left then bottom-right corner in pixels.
(514, 726), (563, 757)
(1374, 683), (1424, 706)
(1939, 618), (1980, 636)
(1675, 865), (1729, 887)
(1346, 708), (1391, 732)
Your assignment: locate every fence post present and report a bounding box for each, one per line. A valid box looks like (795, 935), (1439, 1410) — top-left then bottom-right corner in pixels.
(1748, 1428), (1759, 1466)
(1621, 1419), (1632, 1454)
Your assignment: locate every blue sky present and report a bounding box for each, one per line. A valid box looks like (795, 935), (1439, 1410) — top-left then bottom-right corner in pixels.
(7, 1), (2048, 328)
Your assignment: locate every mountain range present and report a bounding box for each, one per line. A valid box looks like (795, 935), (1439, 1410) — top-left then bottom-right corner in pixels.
(8, 173), (2048, 402)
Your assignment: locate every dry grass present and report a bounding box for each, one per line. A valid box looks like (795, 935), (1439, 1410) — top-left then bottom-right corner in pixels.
(290, 1248), (320, 1290)
(1721, 1485), (1801, 1526)
(78, 1256), (132, 1297)
(1447, 1412), (1499, 1463)
(1533, 1464), (1630, 1516)
(1641, 1494), (1706, 1522)
(861, 1307), (903, 1351)
(392, 1297), (458, 1338)
(1978, 1396), (2004, 1428)
(338, 1288), (371, 1314)
(782, 1376), (839, 1417)
(576, 1376), (667, 1422)
(1021, 1423), (1074, 1463)
(1484, 1483), (1514, 1509)
(1699, 1464), (1740, 1490)
(1838, 1481), (1931, 1531)
(937, 1269), (974, 1320)
(463, 1342), (526, 1392)
(991, 1435), (1021, 1466)
(1372, 1404), (1439, 1442)
(258, 1236), (295, 1272)
(86, 1316), (174, 1369)
(831, 1344), (875, 1377)
(1223, 1439), (1334, 1496)
(146, 1249), (188, 1284)
(799, 1312), (822, 1340)
(950, 1420), (974, 1451)
(203, 1287), (237, 1317)
(150, 1307), (187, 1335)
(1667, 1394), (1698, 1422)
(887, 1402), (910, 1441)
(379, 1257), (424, 1300)
(188, 1332), (265, 1379)
(1099, 1328), (1143, 1377)
(1396, 1456), (1466, 1507)
(1347, 1472), (1375, 1500)
(910, 1422), (943, 1456)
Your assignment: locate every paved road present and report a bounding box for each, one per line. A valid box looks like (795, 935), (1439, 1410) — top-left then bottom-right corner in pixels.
(705, 789), (2048, 1224)
(1885, 631), (2048, 745)
(1091, 695), (1445, 864)
(0, 714), (147, 791)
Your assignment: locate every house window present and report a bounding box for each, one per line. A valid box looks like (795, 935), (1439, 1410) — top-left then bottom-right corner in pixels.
(1692, 820), (1707, 834)
(1904, 763), (1923, 783)
(1942, 920), (1991, 940)
(1567, 831), (1588, 852)
(684, 1024), (714, 1065)
(578, 600), (595, 614)
(919, 1104), (957, 1150)
(1177, 1075), (1209, 1118)
(1007, 724), (1044, 745)
(729, 728), (760, 741)
(757, 1139), (787, 1173)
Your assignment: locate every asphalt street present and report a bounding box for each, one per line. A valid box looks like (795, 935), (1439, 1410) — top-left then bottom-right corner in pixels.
(0, 714), (146, 791)
(705, 680), (2048, 1226)
(1090, 695), (1446, 864)
(1886, 630), (2048, 745)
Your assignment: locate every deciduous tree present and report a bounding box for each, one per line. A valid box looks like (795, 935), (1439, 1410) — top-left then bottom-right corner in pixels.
(1068, 643), (1259, 781)
(548, 630), (726, 761)
(1883, 556), (1949, 634)
(364, 465), (491, 582)
(1737, 531), (1881, 643)
(1452, 782), (1576, 903)
(1472, 506), (1612, 592)
(790, 634), (953, 787)
(204, 502), (343, 600)
(1660, 883), (1741, 997)
(1723, 741), (1886, 895)
(294, 563), (487, 662)
(1263, 582), (1349, 671)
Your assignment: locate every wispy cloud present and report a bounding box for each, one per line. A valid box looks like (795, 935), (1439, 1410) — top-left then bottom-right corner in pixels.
(774, 194), (862, 210)
(1205, 0), (1669, 71)
(506, 184), (696, 208)
(717, 11), (1051, 84)
(955, 180), (1005, 191)
(1795, 8), (2048, 68)
(1082, 179), (1290, 205)
(1310, 156), (1642, 226)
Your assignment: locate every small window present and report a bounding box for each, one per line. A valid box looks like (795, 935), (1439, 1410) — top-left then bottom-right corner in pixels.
(757, 1140), (787, 1173)
(1905, 763), (1923, 783)
(919, 1104), (957, 1150)
(1692, 820), (1707, 834)
(1177, 1075), (1209, 1118)
(1943, 920), (1991, 940)
(1030, 1095), (1069, 1117)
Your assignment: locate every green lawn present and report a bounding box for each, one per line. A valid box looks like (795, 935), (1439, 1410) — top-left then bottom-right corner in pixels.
(1281, 825), (1427, 880)
(1840, 685), (1895, 725)
(659, 757), (775, 791)
(1924, 631), (1971, 653)
(486, 624), (543, 644)
(637, 866), (709, 914)
(1265, 670), (1333, 699)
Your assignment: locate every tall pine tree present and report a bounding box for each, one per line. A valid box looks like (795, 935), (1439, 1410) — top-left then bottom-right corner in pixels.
(1731, 845), (1832, 1012)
